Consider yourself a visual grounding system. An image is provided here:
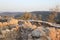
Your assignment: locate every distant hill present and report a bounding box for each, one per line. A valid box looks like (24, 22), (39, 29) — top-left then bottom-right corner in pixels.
(0, 12), (23, 16)
(31, 11), (51, 20)
(31, 11), (60, 21)
(0, 11), (60, 22)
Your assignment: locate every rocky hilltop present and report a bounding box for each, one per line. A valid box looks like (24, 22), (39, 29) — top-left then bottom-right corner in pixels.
(0, 16), (60, 40)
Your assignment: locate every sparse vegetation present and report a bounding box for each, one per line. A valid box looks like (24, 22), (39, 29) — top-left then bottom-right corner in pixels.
(47, 6), (59, 23)
(0, 6), (60, 40)
(20, 12), (32, 20)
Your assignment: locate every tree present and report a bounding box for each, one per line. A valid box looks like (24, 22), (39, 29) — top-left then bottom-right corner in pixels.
(47, 6), (59, 23)
(31, 14), (37, 20)
(20, 12), (32, 20)
(38, 15), (42, 20)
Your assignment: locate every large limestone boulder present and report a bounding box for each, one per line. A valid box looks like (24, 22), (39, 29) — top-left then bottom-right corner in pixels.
(31, 27), (51, 40)
(31, 29), (40, 38)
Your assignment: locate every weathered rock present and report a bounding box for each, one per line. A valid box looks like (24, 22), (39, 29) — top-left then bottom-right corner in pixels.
(31, 27), (51, 40)
(17, 26), (33, 40)
(31, 29), (40, 38)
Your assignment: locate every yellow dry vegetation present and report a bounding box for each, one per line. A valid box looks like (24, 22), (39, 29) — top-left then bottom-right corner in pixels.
(9, 18), (18, 25)
(49, 27), (60, 40)
(0, 18), (19, 31)
(24, 21), (37, 29)
(2, 22), (8, 26)
(0, 18), (18, 26)
(49, 27), (56, 40)
(0, 22), (3, 27)
(0, 17), (60, 40)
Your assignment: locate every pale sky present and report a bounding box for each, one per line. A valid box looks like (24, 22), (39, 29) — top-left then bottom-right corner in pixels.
(0, 0), (60, 12)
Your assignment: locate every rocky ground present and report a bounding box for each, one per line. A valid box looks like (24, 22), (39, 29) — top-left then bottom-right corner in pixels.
(0, 20), (60, 40)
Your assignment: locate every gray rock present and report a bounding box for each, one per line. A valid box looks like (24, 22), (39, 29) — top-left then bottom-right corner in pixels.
(31, 27), (51, 40)
(31, 29), (40, 38)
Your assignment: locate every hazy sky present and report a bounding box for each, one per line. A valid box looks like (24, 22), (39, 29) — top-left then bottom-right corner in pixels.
(0, 0), (60, 12)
